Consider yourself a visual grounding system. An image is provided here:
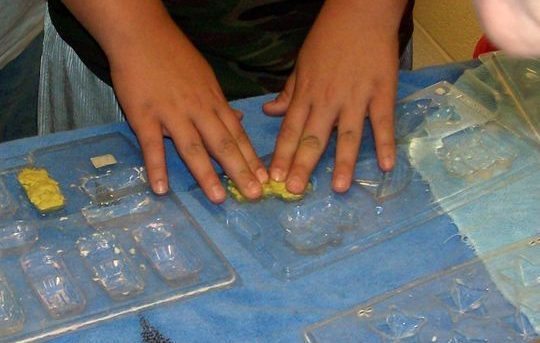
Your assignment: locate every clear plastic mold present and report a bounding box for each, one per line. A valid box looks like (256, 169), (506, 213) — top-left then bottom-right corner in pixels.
(304, 238), (540, 343)
(0, 179), (16, 218)
(20, 247), (86, 319)
(436, 124), (517, 182)
(77, 231), (145, 300)
(132, 219), (202, 283)
(395, 82), (494, 143)
(352, 152), (412, 201)
(81, 166), (148, 205)
(81, 191), (160, 228)
(279, 196), (358, 254)
(191, 103), (538, 279)
(479, 52), (540, 146)
(0, 132), (236, 342)
(0, 220), (38, 256)
(0, 271), (24, 336)
(191, 91), (538, 278)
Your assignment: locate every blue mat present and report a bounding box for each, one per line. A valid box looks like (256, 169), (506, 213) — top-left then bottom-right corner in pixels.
(0, 62), (488, 342)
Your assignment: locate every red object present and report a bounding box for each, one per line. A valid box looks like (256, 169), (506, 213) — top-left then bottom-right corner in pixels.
(473, 35), (499, 58)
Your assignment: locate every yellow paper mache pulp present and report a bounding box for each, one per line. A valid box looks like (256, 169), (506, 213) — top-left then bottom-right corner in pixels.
(17, 168), (65, 213)
(227, 178), (309, 202)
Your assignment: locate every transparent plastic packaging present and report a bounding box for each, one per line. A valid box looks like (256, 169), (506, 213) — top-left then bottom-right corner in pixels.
(0, 132), (236, 342)
(190, 82), (539, 280)
(132, 218), (202, 284)
(479, 52), (540, 146)
(81, 166), (148, 205)
(304, 237), (540, 343)
(77, 231), (145, 300)
(0, 220), (38, 256)
(0, 179), (16, 218)
(20, 247), (87, 319)
(81, 191), (160, 228)
(0, 271), (24, 336)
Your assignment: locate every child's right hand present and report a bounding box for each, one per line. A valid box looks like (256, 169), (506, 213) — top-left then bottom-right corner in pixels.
(62, 0), (267, 203)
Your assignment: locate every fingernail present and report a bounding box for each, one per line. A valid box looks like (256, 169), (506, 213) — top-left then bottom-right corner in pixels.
(154, 180), (168, 195)
(211, 184), (226, 202)
(270, 168), (285, 182)
(256, 168), (269, 183)
(247, 180), (262, 197)
(382, 156), (394, 171)
(286, 176), (303, 194)
(334, 174), (348, 191)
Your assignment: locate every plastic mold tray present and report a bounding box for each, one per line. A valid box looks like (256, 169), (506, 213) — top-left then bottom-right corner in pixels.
(190, 82), (540, 280)
(480, 52), (540, 146)
(0, 133), (236, 343)
(304, 236), (540, 343)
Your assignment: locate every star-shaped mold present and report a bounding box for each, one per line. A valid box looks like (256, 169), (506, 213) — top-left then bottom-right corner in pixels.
(369, 306), (426, 342)
(498, 256), (540, 290)
(395, 98), (432, 140)
(353, 152), (412, 202)
(436, 279), (489, 320)
(501, 309), (540, 342)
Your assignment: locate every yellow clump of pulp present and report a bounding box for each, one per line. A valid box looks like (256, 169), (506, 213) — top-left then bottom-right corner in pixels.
(226, 178), (310, 202)
(17, 168), (65, 213)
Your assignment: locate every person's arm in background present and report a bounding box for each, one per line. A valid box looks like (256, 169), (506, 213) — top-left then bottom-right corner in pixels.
(60, 0), (267, 203)
(474, 0), (540, 57)
(263, 0), (408, 194)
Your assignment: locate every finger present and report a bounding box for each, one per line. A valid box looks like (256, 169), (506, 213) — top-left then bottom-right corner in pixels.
(285, 103), (337, 194)
(192, 110), (262, 200)
(262, 70), (296, 116)
(167, 120), (227, 203)
(233, 108), (244, 120)
(333, 103), (366, 193)
(369, 83), (397, 171)
(217, 105), (268, 183)
(133, 119), (169, 195)
(269, 97), (311, 182)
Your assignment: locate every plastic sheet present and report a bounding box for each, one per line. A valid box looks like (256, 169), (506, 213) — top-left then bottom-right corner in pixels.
(0, 132), (236, 343)
(304, 237), (540, 343)
(190, 82), (539, 280)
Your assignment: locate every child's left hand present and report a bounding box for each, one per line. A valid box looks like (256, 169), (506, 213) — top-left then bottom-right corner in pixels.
(263, 0), (408, 194)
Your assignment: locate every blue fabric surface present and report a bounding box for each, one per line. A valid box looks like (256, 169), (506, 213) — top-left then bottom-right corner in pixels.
(0, 63), (486, 342)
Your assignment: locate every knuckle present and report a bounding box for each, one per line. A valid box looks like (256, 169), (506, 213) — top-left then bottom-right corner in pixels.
(338, 129), (359, 143)
(323, 87), (338, 105)
(232, 127), (249, 146)
(300, 134), (323, 151)
(278, 123), (300, 143)
(180, 140), (205, 158)
(216, 137), (237, 156)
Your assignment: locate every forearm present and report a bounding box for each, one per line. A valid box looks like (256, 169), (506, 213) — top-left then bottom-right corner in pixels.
(60, 0), (191, 67)
(316, 0), (409, 40)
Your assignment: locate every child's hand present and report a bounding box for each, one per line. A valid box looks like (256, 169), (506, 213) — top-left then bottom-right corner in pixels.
(63, 0), (267, 203)
(263, 0), (407, 194)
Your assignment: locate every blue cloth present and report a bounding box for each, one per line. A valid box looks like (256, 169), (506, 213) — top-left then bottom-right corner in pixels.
(0, 62), (493, 343)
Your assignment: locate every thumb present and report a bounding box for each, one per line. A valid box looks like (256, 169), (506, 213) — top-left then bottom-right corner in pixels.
(262, 70), (296, 116)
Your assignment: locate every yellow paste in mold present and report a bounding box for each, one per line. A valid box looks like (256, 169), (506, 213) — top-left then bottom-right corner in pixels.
(17, 168), (65, 213)
(227, 178), (310, 202)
